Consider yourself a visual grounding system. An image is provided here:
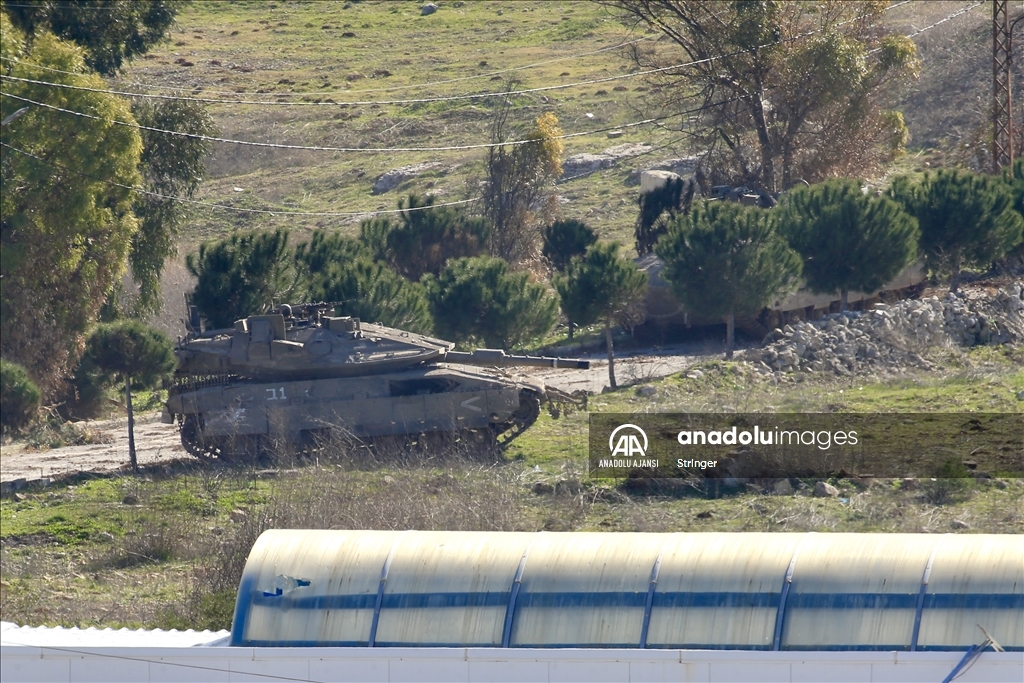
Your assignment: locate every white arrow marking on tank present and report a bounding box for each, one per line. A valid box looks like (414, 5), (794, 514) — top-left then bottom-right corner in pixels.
(461, 397), (482, 411)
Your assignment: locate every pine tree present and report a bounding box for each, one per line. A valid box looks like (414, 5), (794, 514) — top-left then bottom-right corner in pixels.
(656, 202), (801, 358)
(76, 322), (174, 472)
(358, 195), (490, 281)
(306, 259), (433, 334)
(778, 179), (918, 309)
(889, 169), (1024, 291)
(554, 242), (647, 388)
(426, 257), (557, 350)
(186, 229), (295, 329)
(543, 219), (598, 273)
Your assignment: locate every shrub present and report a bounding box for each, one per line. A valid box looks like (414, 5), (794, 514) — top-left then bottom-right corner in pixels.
(0, 360), (41, 432)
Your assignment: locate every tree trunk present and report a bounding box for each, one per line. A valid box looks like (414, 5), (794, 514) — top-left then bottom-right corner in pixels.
(950, 253), (962, 293)
(724, 311), (735, 360)
(750, 98), (776, 192)
(567, 322), (574, 340)
(125, 376), (137, 474)
(605, 318), (617, 389)
(840, 288), (849, 311)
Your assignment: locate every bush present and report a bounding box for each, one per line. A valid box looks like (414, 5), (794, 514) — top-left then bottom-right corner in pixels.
(0, 360), (41, 432)
(921, 459), (974, 506)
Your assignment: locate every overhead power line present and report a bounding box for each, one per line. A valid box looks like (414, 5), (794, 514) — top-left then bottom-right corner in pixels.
(0, 1), (929, 111)
(0, 54), (723, 107)
(0, 141), (480, 217)
(0, 90), (678, 152)
(867, 1), (985, 54)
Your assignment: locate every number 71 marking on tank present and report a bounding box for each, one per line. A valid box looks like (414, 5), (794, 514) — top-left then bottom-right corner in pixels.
(266, 387), (288, 400)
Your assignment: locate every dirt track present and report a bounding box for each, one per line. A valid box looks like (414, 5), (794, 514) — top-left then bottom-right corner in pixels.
(0, 413), (186, 484)
(0, 346), (713, 484)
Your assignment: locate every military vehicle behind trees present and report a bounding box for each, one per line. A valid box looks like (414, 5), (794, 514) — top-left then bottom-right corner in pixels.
(163, 304), (589, 461)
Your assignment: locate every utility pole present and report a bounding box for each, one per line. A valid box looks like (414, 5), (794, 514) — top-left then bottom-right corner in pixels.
(993, 0), (1012, 173)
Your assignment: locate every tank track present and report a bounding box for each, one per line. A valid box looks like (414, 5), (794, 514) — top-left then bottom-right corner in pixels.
(177, 389), (543, 462)
(179, 415), (252, 462)
(495, 389), (542, 447)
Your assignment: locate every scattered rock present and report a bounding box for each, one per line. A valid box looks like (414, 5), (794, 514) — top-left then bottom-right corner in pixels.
(773, 479), (793, 495)
(12, 492), (26, 502)
(901, 477), (919, 491)
(685, 370), (704, 379)
(383, 475), (396, 485)
(606, 130), (624, 138)
(748, 285), (1024, 377)
(532, 481), (554, 495)
(950, 519), (970, 530)
(97, 531), (115, 543)
(626, 157), (699, 185)
(121, 494), (139, 505)
(229, 508), (248, 522)
(371, 162), (442, 194)
(636, 385), (657, 398)
(1017, 390), (1024, 401)
(561, 142), (654, 179)
(695, 510), (714, 519)
(421, 2), (438, 15)
(813, 481), (839, 497)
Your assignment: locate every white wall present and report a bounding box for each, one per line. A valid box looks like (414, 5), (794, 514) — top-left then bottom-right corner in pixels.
(3, 646), (1021, 683)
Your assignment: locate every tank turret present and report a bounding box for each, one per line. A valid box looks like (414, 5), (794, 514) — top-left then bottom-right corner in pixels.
(165, 305), (589, 461)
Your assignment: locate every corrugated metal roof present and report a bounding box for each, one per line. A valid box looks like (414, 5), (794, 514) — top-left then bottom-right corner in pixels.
(230, 531), (1024, 651)
(0, 621), (229, 648)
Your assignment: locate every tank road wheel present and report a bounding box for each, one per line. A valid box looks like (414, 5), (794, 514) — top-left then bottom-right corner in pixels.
(180, 415), (219, 461)
(495, 389), (542, 447)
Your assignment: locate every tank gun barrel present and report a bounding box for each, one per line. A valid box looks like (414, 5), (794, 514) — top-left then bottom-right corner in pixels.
(443, 349), (589, 369)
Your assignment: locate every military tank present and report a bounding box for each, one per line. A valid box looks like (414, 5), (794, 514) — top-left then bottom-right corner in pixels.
(163, 303), (589, 461)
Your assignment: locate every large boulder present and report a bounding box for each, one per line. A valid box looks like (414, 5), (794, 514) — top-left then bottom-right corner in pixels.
(561, 142), (654, 180)
(371, 162), (443, 194)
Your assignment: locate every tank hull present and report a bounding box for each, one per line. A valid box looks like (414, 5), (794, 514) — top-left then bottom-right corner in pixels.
(166, 365), (543, 459)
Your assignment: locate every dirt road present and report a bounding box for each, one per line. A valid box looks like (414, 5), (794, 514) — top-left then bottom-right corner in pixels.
(0, 345), (717, 484)
(0, 413), (186, 484)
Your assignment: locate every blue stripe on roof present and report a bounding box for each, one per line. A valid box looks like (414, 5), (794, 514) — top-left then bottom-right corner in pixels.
(922, 593), (1024, 609)
(653, 591), (779, 608)
(787, 593), (919, 609)
(515, 591), (647, 608)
